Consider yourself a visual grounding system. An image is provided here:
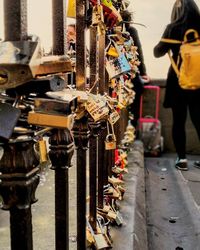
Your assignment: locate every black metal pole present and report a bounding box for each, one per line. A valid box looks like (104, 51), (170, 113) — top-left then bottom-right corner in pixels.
(76, 0), (86, 91)
(49, 129), (74, 250)
(2, 2), (37, 250)
(73, 118), (90, 250)
(4, 0), (27, 41)
(89, 129), (97, 230)
(52, 0), (67, 55)
(10, 207), (33, 250)
(97, 34), (107, 208)
(0, 140), (40, 250)
(88, 26), (98, 231)
(51, 2), (70, 249)
(98, 123), (107, 208)
(75, 1), (89, 249)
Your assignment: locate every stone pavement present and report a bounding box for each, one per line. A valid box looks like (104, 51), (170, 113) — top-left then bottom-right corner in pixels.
(145, 153), (200, 250)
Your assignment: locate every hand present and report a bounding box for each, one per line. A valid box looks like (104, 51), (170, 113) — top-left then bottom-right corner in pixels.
(141, 75), (151, 84)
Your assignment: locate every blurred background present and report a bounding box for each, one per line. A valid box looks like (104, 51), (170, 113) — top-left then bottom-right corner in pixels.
(0, 0), (200, 78)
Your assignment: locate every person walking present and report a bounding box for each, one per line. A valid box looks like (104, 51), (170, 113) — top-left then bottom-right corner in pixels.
(154, 0), (200, 170)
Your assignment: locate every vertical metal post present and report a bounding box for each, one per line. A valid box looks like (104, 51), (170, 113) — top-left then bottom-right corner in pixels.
(10, 207), (33, 250)
(4, 0), (27, 41)
(1, 2), (37, 250)
(49, 129), (74, 250)
(97, 34), (107, 208)
(52, 0), (67, 55)
(73, 118), (90, 250)
(51, 2), (70, 250)
(0, 140), (40, 250)
(75, 1), (89, 249)
(88, 26), (98, 231)
(89, 122), (100, 230)
(76, 0), (86, 90)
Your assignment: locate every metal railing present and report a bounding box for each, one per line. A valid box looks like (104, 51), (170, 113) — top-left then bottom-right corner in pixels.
(0, 1), (131, 250)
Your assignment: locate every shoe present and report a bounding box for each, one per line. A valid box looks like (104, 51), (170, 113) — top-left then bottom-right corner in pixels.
(175, 158), (188, 171)
(194, 161), (200, 169)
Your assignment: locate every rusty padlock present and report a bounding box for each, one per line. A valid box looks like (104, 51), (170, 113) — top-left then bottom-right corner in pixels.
(105, 134), (116, 150)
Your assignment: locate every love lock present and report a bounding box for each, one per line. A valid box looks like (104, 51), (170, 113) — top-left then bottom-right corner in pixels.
(34, 139), (48, 164)
(105, 134), (116, 150)
(0, 103), (21, 140)
(87, 219), (111, 250)
(0, 39), (41, 89)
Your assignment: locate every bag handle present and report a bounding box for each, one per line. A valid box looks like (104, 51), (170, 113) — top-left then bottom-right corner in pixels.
(183, 29), (199, 43)
(161, 38), (182, 44)
(160, 38), (181, 77)
(161, 29), (200, 44)
(167, 51), (180, 77)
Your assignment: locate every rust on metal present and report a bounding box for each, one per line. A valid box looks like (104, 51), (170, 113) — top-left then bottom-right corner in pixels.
(52, 0), (67, 55)
(4, 0), (27, 41)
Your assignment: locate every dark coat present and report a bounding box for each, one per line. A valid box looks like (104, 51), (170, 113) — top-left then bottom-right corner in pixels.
(154, 23), (200, 108)
(127, 26), (147, 95)
(127, 26), (147, 76)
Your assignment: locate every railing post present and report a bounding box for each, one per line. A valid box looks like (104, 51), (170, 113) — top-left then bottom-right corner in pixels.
(73, 117), (90, 250)
(0, 139), (40, 250)
(49, 129), (74, 250)
(75, 1), (89, 249)
(4, 0), (27, 41)
(97, 34), (107, 208)
(1, 2), (39, 250)
(88, 26), (100, 230)
(52, 0), (67, 55)
(51, 1), (72, 250)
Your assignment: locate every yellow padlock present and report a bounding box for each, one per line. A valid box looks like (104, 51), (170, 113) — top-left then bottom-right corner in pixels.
(38, 139), (48, 163)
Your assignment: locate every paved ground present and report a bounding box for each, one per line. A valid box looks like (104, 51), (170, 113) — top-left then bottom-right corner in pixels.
(145, 154), (200, 250)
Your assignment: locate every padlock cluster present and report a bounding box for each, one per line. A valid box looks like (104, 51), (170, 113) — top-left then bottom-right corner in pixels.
(85, 1), (140, 247)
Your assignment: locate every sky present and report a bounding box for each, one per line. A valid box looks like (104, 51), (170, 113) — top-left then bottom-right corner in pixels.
(0, 0), (200, 78)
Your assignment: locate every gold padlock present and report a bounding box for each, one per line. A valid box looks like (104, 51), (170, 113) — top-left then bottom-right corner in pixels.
(38, 139), (48, 163)
(105, 134), (116, 150)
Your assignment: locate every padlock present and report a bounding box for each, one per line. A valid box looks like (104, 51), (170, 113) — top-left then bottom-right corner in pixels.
(0, 103), (21, 140)
(108, 176), (124, 185)
(0, 38), (73, 90)
(87, 219), (111, 250)
(34, 96), (77, 116)
(86, 94), (109, 122)
(103, 185), (120, 199)
(105, 134), (116, 150)
(97, 215), (113, 247)
(28, 112), (74, 129)
(97, 205), (118, 223)
(0, 39), (41, 89)
(111, 205), (123, 226)
(92, 5), (101, 26)
(38, 139), (48, 163)
(6, 75), (66, 96)
(107, 45), (119, 58)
